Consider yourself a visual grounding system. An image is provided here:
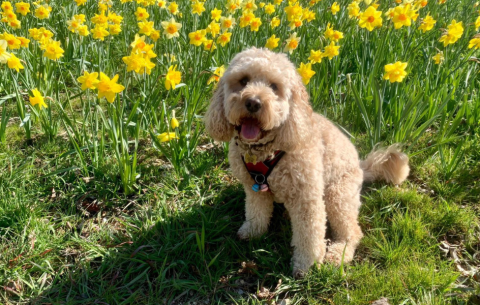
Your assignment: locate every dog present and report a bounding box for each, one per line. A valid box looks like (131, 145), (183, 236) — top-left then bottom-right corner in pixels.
(205, 47), (409, 277)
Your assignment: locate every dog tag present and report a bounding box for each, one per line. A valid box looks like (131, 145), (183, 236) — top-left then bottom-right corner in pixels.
(244, 152), (257, 165)
(252, 184), (269, 192)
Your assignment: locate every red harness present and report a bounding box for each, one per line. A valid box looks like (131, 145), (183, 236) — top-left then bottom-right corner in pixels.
(242, 150), (285, 192)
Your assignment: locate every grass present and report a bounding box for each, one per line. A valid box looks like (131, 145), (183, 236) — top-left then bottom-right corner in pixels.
(0, 130), (479, 304)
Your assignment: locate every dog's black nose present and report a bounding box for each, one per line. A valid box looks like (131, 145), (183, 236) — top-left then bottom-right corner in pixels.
(245, 97), (261, 113)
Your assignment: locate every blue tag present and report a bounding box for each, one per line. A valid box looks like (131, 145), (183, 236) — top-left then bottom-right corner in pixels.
(252, 184), (260, 192)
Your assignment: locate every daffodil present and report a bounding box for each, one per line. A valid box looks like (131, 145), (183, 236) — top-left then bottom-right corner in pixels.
(284, 3), (303, 22)
(264, 3), (275, 14)
(203, 39), (217, 52)
(303, 8), (316, 22)
(123, 53), (146, 74)
(41, 40), (64, 60)
(347, 1), (360, 19)
(297, 62), (315, 85)
(1, 1), (13, 11)
(439, 20), (464, 46)
(265, 34), (280, 50)
(130, 35), (147, 50)
(392, 4), (417, 29)
(242, 0), (257, 13)
(15, 2), (30, 16)
(383, 61), (408, 83)
(91, 12), (108, 25)
(138, 21), (155, 36)
(150, 29), (160, 41)
(67, 17), (83, 33)
(191, 1), (206, 15)
(270, 16), (281, 28)
(216, 32), (232, 46)
(135, 7), (150, 20)
(220, 15), (236, 30)
(0, 40), (11, 63)
(95, 73), (125, 103)
(418, 14), (436, 33)
(2, 33), (21, 50)
(432, 52), (444, 65)
(77, 71), (100, 90)
(34, 5), (51, 19)
(109, 24), (122, 35)
(331, 2), (340, 15)
(206, 21), (221, 36)
(308, 49), (324, 64)
(29, 89), (47, 109)
(250, 17), (262, 31)
(161, 18), (182, 39)
(239, 12), (255, 27)
(168, 2), (179, 15)
(324, 23), (344, 41)
(211, 8), (222, 21)
(284, 32), (300, 54)
(323, 42), (340, 60)
(18, 37), (30, 48)
(108, 12), (123, 24)
(10, 19), (21, 29)
(92, 25), (110, 40)
(189, 30), (207, 46)
(78, 25), (90, 36)
(288, 19), (302, 30)
(170, 112), (179, 129)
(207, 65), (225, 85)
(157, 132), (177, 142)
(165, 65), (182, 90)
(7, 54), (23, 72)
(468, 37), (480, 49)
(359, 6), (382, 31)
(226, 0), (241, 13)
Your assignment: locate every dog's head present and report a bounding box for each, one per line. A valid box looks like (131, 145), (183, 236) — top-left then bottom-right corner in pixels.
(205, 47), (313, 151)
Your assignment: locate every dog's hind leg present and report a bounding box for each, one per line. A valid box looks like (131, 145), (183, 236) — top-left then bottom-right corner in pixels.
(323, 172), (364, 265)
(237, 187), (274, 239)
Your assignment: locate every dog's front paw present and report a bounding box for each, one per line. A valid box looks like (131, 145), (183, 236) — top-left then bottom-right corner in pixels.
(291, 257), (314, 279)
(237, 221), (266, 240)
(293, 269), (306, 279)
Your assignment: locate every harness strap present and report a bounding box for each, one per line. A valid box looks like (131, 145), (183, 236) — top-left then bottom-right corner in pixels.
(242, 150), (285, 192)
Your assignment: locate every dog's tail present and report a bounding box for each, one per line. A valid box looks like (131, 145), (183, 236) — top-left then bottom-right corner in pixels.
(360, 144), (410, 185)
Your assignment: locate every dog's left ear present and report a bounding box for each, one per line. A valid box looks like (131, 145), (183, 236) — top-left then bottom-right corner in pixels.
(276, 74), (314, 150)
(204, 76), (234, 142)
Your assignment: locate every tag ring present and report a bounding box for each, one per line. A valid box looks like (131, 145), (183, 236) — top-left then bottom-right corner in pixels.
(254, 174), (266, 185)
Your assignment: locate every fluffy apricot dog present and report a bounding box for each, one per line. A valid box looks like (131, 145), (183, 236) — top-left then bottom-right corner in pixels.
(205, 47), (410, 277)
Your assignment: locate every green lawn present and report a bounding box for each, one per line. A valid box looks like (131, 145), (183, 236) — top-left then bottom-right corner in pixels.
(1, 127), (479, 304)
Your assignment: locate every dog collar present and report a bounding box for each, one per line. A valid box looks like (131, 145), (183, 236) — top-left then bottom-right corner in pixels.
(242, 150), (285, 193)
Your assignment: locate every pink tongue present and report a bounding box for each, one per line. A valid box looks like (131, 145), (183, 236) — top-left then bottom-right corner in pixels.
(241, 121), (260, 140)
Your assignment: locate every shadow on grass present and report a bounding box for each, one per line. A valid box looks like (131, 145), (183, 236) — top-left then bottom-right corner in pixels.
(32, 184), (303, 304)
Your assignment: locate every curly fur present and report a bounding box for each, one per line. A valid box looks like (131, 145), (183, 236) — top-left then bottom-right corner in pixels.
(204, 47), (410, 277)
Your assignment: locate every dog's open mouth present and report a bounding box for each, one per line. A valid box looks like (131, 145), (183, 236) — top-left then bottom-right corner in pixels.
(236, 118), (263, 142)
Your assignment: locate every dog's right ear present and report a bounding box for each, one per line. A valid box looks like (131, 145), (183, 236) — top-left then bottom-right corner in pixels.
(205, 77), (234, 142)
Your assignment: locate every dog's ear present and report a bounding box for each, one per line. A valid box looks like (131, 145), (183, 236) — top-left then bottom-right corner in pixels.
(205, 76), (234, 142)
(276, 74), (314, 151)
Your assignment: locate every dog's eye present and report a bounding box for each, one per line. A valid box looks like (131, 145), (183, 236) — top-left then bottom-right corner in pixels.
(239, 76), (249, 87)
(270, 83), (278, 91)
